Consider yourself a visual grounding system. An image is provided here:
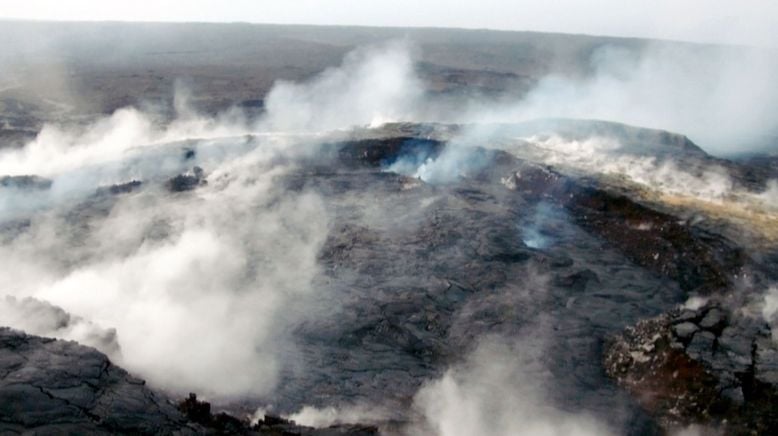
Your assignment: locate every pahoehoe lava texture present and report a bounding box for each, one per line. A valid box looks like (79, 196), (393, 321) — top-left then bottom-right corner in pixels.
(0, 327), (194, 435)
(1, 124), (776, 434)
(280, 132), (776, 433)
(0, 328), (379, 435)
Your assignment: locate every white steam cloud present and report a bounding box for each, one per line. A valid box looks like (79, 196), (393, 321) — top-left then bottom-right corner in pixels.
(0, 41), (430, 399)
(386, 126), (498, 184)
(762, 286), (778, 329)
(0, 105), (249, 177)
(509, 134), (737, 202)
(0, 295), (120, 355)
(468, 45), (778, 155)
(260, 40), (424, 132)
(284, 404), (390, 429)
(409, 336), (613, 436)
(0, 130), (329, 397)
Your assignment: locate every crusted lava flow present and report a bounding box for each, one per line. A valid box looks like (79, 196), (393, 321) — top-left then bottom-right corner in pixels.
(1, 125), (776, 435)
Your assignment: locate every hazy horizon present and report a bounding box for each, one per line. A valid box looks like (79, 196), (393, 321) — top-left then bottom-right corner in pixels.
(0, 0), (775, 49)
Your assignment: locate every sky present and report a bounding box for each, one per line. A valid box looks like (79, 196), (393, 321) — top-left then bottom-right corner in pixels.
(0, 0), (776, 48)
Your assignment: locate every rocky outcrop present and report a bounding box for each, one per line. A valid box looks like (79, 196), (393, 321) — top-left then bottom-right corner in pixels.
(604, 304), (778, 434)
(0, 328), (380, 435)
(166, 167), (207, 192)
(0, 327), (195, 435)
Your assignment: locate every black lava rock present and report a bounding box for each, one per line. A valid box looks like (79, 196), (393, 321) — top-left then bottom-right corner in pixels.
(167, 167), (207, 192)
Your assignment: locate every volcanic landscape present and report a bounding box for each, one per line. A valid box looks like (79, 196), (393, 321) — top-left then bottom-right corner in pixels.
(0, 22), (777, 435)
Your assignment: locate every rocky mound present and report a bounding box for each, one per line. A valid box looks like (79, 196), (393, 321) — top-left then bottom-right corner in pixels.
(0, 327), (194, 435)
(0, 328), (379, 435)
(605, 303), (778, 434)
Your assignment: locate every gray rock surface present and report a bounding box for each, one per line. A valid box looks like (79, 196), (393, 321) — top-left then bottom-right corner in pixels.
(605, 301), (778, 434)
(0, 327), (195, 435)
(672, 322), (698, 341)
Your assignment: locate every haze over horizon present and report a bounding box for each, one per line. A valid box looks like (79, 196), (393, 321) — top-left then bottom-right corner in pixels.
(1, 0), (776, 48)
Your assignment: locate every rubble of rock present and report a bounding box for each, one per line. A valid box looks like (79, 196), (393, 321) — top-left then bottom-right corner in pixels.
(604, 303), (778, 434)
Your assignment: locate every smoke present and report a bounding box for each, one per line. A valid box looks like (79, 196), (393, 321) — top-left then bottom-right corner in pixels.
(0, 296), (120, 355)
(683, 296), (710, 311)
(0, 40), (442, 399)
(357, 41), (778, 209)
(0, 84), (334, 398)
(0, 145), (329, 398)
(671, 425), (723, 436)
(259, 40), (424, 132)
(520, 202), (557, 249)
(385, 127), (497, 184)
(0, 41), (431, 400)
(510, 134), (737, 202)
(762, 286), (778, 328)
(408, 336), (613, 436)
(468, 44), (778, 155)
(757, 180), (778, 206)
(268, 327), (618, 435)
(284, 405), (390, 428)
(0, 103), (250, 178)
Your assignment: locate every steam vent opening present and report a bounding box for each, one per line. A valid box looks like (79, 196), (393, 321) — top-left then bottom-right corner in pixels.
(1, 9), (777, 435)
